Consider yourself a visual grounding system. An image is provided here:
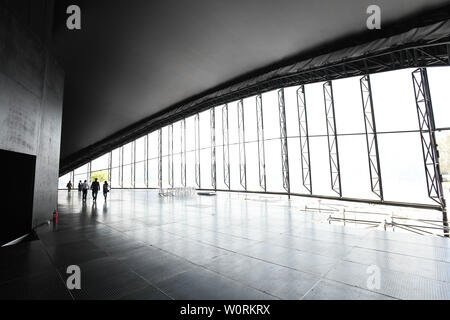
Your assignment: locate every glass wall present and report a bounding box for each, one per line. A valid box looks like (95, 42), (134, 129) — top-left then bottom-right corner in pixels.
(59, 67), (450, 207)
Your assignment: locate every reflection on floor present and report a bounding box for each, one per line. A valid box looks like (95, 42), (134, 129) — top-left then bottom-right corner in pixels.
(1, 189), (450, 300)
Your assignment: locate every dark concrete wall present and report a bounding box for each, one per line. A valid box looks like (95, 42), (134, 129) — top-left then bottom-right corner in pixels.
(0, 3), (64, 234)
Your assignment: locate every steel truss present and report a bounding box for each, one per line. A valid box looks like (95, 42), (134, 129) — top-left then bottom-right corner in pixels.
(181, 119), (186, 187)
(168, 124), (174, 188)
(360, 75), (383, 200)
(119, 146), (123, 188)
(194, 113), (201, 188)
(222, 104), (231, 190)
(210, 108), (217, 190)
(278, 89), (290, 194)
(131, 140), (136, 188)
(158, 128), (162, 189)
(144, 134), (149, 188)
(323, 81), (342, 197)
(412, 68), (448, 234)
(296, 85), (312, 194)
(237, 99), (247, 190)
(108, 151), (112, 187)
(256, 94), (267, 191)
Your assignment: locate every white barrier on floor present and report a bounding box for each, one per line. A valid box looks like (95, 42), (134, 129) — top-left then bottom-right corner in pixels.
(158, 187), (196, 197)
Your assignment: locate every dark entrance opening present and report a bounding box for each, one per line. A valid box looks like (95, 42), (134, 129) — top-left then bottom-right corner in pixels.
(0, 149), (36, 246)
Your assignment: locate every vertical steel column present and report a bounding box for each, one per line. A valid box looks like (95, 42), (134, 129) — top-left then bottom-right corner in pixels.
(132, 140), (136, 188)
(222, 104), (231, 190)
(278, 89), (290, 195)
(168, 124), (174, 188)
(144, 134), (149, 188)
(256, 94), (267, 192)
(210, 108), (217, 190)
(108, 151), (112, 185)
(412, 68), (448, 235)
(360, 75), (383, 200)
(88, 161), (91, 183)
(181, 119), (186, 187)
(237, 99), (247, 190)
(120, 146), (123, 188)
(323, 81), (342, 197)
(194, 113), (201, 188)
(158, 129), (162, 190)
(296, 85), (312, 194)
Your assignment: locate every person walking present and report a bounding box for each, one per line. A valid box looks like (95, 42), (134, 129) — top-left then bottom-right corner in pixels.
(78, 180), (82, 192)
(91, 178), (100, 202)
(82, 180), (89, 201)
(66, 181), (72, 192)
(103, 181), (109, 200)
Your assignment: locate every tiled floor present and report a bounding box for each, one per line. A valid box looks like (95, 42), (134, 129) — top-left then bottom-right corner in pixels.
(1, 189), (450, 300)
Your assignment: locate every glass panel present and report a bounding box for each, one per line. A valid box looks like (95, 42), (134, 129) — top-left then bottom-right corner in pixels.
(91, 153), (109, 172)
(428, 66), (450, 129)
(333, 76), (365, 134)
(122, 164), (132, 188)
(111, 167), (120, 188)
(378, 132), (432, 204)
(372, 68), (418, 132)
(135, 162), (145, 188)
(135, 136), (146, 162)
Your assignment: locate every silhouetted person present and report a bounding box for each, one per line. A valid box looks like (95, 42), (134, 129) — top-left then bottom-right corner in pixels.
(78, 180), (82, 192)
(103, 181), (109, 200)
(82, 180), (89, 201)
(66, 181), (72, 192)
(91, 178), (100, 201)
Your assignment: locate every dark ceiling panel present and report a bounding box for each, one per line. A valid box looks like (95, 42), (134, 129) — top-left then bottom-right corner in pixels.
(51, 0), (450, 162)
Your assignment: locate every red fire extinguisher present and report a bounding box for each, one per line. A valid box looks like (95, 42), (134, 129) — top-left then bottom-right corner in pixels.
(53, 210), (58, 223)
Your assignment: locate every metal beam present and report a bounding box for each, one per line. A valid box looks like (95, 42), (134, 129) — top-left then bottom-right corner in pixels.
(132, 140), (136, 188)
(323, 81), (342, 197)
(278, 88), (290, 195)
(210, 108), (217, 190)
(120, 146), (123, 188)
(256, 94), (267, 192)
(360, 75), (383, 200)
(158, 128), (162, 190)
(412, 67), (448, 235)
(194, 113), (201, 188)
(237, 99), (247, 190)
(296, 85), (312, 194)
(168, 124), (174, 188)
(181, 119), (186, 187)
(144, 134), (148, 188)
(222, 104), (231, 190)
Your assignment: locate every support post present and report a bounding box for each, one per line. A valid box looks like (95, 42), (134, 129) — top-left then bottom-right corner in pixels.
(144, 134), (149, 188)
(222, 104), (231, 190)
(256, 94), (267, 192)
(120, 146), (123, 188)
(108, 151), (112, 186)
(194, 113), (201, 189)
(181, 119), (186, 187)
(211, 108), (217, 190)
(168, 124), (174, 188)
(360, 75), (383, 200)
(296, 85), (312, 194)
(278, 88), (290, 195)
(323, 81), (342, 197)
(158, 128), (162, 190)
(132, 140), (136, 188)
(412, 68), (448, 236)
(237, 99), (247, 190)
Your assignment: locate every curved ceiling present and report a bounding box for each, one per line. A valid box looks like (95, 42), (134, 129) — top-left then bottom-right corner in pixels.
(51, 0), (450, 162)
